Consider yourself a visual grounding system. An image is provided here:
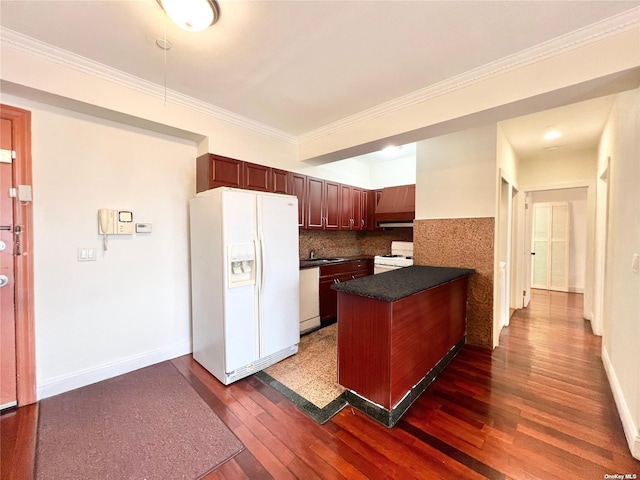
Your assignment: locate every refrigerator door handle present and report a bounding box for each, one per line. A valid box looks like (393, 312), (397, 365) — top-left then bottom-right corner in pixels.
(259, 231), (266, 293)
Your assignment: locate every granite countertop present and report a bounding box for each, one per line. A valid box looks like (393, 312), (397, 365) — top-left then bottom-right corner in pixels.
(299, 255), (373, 269)
(331, 265), (475, 302)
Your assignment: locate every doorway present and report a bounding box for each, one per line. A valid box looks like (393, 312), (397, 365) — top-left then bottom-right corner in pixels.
(526, 188), (589, 297)
(0, 104), (36, 408)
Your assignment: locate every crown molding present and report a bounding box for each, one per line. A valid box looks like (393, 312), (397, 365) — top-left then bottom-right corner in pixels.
(2, 6), (638, 148)
(0, 28), (298, 145)
(298, 7), (640, 144)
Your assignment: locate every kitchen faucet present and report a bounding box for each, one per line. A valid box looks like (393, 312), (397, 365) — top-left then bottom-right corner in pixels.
(309, 246), (325, 259)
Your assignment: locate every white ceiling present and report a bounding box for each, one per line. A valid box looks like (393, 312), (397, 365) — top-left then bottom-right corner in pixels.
(1, 0), (639, 160)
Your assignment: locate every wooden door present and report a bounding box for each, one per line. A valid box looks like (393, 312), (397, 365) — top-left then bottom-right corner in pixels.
(0, 117), (17, 409)
(531, 202), (570, 292)
(324, 181), (340, 230)
(0, 105), (36, 407)
(306, 177), (324, 229)
(339, 184), (353, 229)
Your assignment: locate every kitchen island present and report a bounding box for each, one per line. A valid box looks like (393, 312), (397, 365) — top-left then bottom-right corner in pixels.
(332, 265), (474, 426)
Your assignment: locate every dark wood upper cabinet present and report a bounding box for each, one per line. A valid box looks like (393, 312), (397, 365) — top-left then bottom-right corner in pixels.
(306, 177), (324, 229)
(339, 184), (353, 229)
(243, 162), (271, 192)
(291, 173), (306, 228)
(324, 181), (340, 230)
(272, 169), (291, 195)
(196, 153), (243, 192)
(196, 153), (396, 232)
(352, 187), (363, 230)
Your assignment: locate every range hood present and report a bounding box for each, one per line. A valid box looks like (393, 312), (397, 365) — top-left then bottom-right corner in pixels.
(375, 184), (415, 227)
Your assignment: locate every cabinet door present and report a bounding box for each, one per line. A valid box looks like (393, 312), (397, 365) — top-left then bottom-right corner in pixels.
(339, 184), (353, 230)
(244, 162), (271, 192)
(291, 173), (306, 228)
(306, 177), (324, 229)
(324, 181), (340, 230)
(319, 277), (337, 323)
(374, 189), (383, 230)
(210, 155), (243, 189)
(361, 190), (373, 230)
(272, 169), (291, 194)
(352, 187), (363, 230)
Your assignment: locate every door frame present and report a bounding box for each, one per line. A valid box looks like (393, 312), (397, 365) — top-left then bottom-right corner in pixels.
(1, 104), (36, 406)
(518, 180), (595, 328)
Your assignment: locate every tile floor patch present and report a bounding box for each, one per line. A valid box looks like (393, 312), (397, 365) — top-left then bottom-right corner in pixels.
(255, 324), (347, 423)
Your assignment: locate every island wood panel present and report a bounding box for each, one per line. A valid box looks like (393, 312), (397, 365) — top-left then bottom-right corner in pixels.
(338, 276), (469, 410)
(337, 295), (392, 408)
(389, 278), (468, 408)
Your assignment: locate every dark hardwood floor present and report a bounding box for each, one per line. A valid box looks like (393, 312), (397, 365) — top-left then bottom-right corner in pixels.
(2, 290), (638, 479)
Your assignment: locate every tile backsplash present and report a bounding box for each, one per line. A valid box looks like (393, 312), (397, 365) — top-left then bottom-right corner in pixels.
(413, 217), (495, 348)
(298, 229), (413, 259)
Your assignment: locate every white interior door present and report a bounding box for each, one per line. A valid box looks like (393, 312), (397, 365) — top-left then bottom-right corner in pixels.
(531, 202), (570, 292)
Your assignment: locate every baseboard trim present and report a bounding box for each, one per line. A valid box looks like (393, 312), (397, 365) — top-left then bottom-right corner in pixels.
(602, 344), (640, 460)
(37, 340), (192, 400)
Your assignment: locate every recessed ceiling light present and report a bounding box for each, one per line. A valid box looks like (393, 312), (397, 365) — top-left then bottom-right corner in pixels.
(544, 126), (562, 141)
(382, 146), (401, 156)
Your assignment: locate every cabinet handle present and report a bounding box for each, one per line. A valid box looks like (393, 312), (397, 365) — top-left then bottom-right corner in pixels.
(361, 219), (365, 227)
(351, 275), (355, 279)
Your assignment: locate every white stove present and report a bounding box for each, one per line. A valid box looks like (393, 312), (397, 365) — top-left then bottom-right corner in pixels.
(374, 241), (414, 274)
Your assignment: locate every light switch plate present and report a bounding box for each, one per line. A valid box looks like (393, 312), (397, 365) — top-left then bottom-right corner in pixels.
(135, 223), (152, 233)
(77, 247), (97, 262)
(632, 253), (639, 275)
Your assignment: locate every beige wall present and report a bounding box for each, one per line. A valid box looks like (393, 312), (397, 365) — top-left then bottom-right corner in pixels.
(4, 94), (196, 399)
(416, 125), (497, 220)
(598, 87), (640, 459)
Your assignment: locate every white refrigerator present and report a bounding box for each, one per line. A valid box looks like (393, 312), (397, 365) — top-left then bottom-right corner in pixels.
(189, 187), (300, 385)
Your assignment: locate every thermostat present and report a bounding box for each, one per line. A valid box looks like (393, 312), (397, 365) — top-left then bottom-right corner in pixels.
(135, 223), (152, 233)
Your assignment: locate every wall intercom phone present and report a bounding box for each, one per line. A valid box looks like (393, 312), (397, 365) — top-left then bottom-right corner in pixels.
(98, 209), (134, 235)
(98, 209), (134, 250)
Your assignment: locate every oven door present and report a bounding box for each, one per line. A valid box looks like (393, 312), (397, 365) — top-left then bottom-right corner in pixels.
(374, 264), (401, 274)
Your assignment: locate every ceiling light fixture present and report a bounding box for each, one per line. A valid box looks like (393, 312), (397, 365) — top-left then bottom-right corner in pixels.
(156, 0), (220, 32)
(543, 125), (562, 141)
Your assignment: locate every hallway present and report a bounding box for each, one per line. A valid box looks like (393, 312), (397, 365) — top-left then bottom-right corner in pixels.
(1, 290), (638, 479)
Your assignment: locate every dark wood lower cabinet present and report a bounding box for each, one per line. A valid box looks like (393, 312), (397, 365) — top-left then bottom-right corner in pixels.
(319, 259), (372, 323)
